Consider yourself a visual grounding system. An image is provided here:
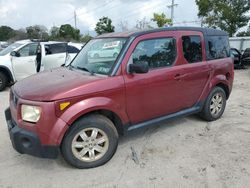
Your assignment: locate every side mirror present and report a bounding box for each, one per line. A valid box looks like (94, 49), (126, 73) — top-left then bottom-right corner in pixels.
(128, 61), (149, 74)
(10, 51), (20, 57)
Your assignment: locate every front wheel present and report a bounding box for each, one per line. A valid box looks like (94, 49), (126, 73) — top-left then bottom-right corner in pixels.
(61, 114), (118, 169)
(0, 72), (8, 91)
(200, 87), (227, 121)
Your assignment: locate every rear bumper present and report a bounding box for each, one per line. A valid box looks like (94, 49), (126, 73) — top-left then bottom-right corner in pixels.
(5, 108), (59, 159)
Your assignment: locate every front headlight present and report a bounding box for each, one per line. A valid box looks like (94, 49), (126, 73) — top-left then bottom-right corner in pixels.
(21, 105), (41, 123)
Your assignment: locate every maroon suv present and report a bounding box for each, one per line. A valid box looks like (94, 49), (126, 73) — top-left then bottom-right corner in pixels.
(5, 27), (234, 168)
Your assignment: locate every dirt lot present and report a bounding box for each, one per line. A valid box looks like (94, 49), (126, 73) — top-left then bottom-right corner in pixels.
(0, 69), (250, 188)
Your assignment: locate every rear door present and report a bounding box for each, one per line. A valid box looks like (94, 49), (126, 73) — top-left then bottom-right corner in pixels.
(177, 33), (211, 108)
(42, 43), (67, 70)
(12, 43), (38, 81)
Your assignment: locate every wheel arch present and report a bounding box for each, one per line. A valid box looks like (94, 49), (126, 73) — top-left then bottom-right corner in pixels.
(72, 109), (124, 136)
(0, 65), (14, 84)
(208, 75), (231, 100)
(215, 83), (229, 99)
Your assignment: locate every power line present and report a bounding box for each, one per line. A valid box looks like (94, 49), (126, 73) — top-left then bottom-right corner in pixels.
(111, 1), (165, 24)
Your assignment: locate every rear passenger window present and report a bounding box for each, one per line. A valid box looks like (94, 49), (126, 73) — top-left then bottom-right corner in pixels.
(67, 45), (80, 54)
(132, 38), (176, 69)
(182, 36), (202, 63)
(207, 36), (230, 60)
(45, 43), (67, 55)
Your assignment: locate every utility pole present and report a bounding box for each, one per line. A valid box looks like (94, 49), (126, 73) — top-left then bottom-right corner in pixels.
(74, 10), (77, 29)
(167, 0), (178, 26)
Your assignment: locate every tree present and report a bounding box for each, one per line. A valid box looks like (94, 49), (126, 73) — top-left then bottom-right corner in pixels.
(0, 26), (15, 41)
(95, 16), (115, 35)
(80, 34), (93, 43)
(118, 21), (129, 31)
(151, 13), (172, 27)
(59, 24), (80, 41)
(26, 25), (49, 39)
(236, 31), (250, 36)
(12, 29), (28, 41)
(135, 17), (153, 29)
(196, 0), (250, 36)
(50, 26), (60, 40)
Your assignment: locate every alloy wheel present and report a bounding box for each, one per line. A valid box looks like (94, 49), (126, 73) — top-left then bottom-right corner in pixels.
(71, 128), (109, 162)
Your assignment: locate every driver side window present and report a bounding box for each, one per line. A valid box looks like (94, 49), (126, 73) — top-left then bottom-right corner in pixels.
(18, 43), (38, 57)
(132, 38), (176, 69)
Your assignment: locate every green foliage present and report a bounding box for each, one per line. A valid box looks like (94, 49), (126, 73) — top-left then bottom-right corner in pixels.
(0, 26), (15, 41)
(0, 24), (92, 43)
(95, 16), (115, 35)
(196, 0), (250, 36)
(59, 24), (80, 41)
(236, 30), (250, 36)
(49, 26), (60, 40)
(26, 25), (49, 39)
(151, 13), (172, 27)
(80, 34), (93, 43)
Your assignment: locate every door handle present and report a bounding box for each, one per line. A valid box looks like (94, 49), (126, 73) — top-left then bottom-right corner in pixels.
(174, 73), (186, 80)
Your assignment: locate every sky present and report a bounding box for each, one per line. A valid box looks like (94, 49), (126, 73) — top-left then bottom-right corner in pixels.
(0, 0), (200, 35)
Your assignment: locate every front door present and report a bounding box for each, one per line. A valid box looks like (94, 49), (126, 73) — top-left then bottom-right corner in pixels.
(123, 33), (187, 124)
(12, 43), (38, 81)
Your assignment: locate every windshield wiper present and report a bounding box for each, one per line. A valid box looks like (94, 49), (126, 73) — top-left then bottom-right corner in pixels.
(76, 66), (95, 75)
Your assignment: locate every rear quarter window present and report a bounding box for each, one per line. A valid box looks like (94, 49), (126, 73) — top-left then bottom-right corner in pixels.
(206, 36), (230, 60)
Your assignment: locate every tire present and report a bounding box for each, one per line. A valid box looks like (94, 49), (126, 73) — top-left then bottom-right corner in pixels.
(200, 87), (226, 121)
(0, 72), (8, 91)
(61, 114), (118, 169)
(113, 53), (118, 58)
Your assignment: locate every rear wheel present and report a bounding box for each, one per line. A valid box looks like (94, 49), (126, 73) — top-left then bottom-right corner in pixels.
(200, 87), (226, 121)
(61, 114), (118, 169)
(0, 72), (8, 91)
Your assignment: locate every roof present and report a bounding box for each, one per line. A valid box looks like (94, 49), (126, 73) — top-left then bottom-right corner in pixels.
(96, 27), (228, 38)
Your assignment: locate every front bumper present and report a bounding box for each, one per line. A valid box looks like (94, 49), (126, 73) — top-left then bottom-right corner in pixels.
(5, 108), (59, 159)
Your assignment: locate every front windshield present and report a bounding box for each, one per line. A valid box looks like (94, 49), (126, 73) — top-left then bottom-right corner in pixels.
(0, 42), (23, 56)
(70, 38), (127, 75)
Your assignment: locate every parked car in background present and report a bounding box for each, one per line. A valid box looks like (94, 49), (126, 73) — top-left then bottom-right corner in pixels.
(88, 40), (122, 59)
(241, 48), (250, 66)
(0, 41), (9, 51)
(5, 27), (234, 169)
(65, 42), (84, 65)
(230, 48), (243, 68)
(0, 40), (70, 91)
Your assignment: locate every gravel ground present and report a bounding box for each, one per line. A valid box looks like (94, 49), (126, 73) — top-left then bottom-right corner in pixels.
(0, 69), (250, 188)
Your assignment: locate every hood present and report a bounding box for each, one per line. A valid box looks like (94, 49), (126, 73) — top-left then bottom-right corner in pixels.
(14, 68), (105, 101)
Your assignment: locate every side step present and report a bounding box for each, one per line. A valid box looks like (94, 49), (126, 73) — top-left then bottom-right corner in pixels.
(127, 105), (202, 131)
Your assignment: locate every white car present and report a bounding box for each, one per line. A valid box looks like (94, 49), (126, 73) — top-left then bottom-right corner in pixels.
(0, 40), (70, 91)
(88, 47), (120, 58)
(0, 41), (8, 51)
(65, 42), (84, 66)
